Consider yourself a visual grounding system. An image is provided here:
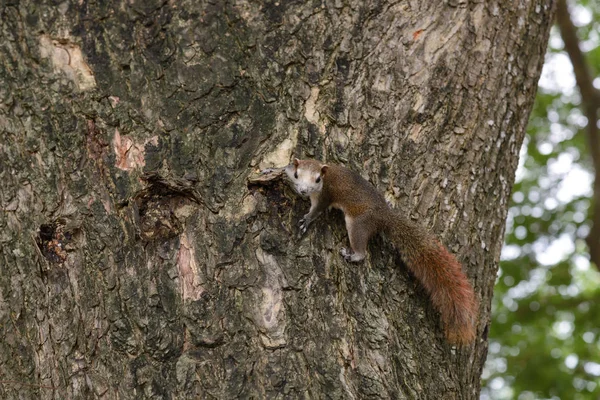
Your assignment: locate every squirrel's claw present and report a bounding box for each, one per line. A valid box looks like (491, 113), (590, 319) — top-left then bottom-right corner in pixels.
(298, 218), (309, 236)
(340, 248), (353, 261)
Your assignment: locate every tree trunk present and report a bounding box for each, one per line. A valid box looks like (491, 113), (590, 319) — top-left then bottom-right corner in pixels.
(0, 1), (554, 399)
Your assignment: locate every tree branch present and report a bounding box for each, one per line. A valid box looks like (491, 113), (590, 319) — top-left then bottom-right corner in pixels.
(556, 0), (600, 269)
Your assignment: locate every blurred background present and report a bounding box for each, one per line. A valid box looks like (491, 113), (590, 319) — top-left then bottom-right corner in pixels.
(481, 0), (600, 399)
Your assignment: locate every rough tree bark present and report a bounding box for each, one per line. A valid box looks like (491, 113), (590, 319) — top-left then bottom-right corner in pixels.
(0, 1), (554, 399)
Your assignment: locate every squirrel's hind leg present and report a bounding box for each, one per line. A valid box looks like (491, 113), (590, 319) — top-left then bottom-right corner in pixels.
(341, 214), (376, 263)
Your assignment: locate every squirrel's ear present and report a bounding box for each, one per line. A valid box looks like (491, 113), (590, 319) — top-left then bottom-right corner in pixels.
(293, 158), (300, 167)
(321, 165), (329, 175)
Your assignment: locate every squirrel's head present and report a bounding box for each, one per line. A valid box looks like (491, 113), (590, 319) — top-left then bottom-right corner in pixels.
(285, 158), (328, 197)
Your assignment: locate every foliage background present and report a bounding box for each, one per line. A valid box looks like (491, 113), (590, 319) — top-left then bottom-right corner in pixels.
(482, 1), (600, 399)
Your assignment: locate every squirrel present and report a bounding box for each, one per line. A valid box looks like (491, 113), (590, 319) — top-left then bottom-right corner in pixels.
(284, 158), (478, 345)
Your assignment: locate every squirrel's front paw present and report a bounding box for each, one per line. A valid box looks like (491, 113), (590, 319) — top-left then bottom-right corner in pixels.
(298, 217), (310, 236)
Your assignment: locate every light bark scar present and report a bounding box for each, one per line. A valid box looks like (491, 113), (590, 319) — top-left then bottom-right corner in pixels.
(177, 233), (204, 301)
(255, 248), (287, 349)
(112, 129), (158, 171)
(260, 288), (280, 327)
(304, 87), (320, 124)
(372, 73), (392, 92)
(38, 35), (96, 91)
(261, 138), (296, 170)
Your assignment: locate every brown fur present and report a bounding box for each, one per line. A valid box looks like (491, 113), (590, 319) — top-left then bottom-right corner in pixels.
(288, 159), (478, 345)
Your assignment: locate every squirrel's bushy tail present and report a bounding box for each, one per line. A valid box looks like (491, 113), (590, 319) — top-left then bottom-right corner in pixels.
(383, 211), (478, 345)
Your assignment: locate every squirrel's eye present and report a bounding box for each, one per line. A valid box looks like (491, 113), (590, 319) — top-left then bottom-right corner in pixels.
(316, 176), (321, 183)
(294, 172), (298, 179)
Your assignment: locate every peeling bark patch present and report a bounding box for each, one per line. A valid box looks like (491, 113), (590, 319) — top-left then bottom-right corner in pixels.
(36, 222), (72, 264)
(113, 129), (159, 171)
(412, 29), (424, 40)
(177, 233), (204, 301)
(85, 119), (111, 189)
(38, 35), (96, 91)
(86, 120), (108, 162)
